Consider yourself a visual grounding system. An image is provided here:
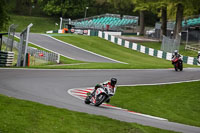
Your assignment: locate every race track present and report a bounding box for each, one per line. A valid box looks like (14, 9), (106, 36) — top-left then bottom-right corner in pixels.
(15, 33), (122, 63)
(0, 68), (200, 133)
(2, 33), (200, 132)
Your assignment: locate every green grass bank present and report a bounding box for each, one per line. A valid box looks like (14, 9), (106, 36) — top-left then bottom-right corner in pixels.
(111, 81), (200, 127)
(8, 15), (59, 33)
(0, 94), (176, 133)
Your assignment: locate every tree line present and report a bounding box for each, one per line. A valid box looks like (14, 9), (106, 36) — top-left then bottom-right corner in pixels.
(1, 0), (200, 38)
(133, 0), (200, 39)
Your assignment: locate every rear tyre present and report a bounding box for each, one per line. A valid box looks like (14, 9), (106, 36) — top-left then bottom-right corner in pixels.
(179, 64), (183, 71)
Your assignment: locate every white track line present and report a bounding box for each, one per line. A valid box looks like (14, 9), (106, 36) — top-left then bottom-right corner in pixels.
(118, 79), (200, 87)
(42, 34), (128, 64)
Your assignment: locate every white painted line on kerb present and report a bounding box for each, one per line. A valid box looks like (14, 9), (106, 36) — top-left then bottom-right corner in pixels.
(14, 35), (75, 60)
(42, 34), (128, 64)
(68, 87), (168, 121)
(118, 79), (200, 87)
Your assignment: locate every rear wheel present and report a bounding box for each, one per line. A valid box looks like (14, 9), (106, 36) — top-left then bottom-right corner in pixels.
(179, 64), (183, 71)
(94, 94), (107, 106)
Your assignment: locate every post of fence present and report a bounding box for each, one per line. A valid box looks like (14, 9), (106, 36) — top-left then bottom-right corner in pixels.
(5, 24), (18, 52)
(57, 54), (60, 63)
(17, 23), (33, 67)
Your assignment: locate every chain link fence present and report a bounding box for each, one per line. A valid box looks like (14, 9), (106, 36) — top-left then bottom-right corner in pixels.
(161, 35), (181, 53)
(27, 48), (60, 64)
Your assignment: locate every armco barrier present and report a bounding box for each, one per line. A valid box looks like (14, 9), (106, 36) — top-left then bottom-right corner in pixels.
(0, 51), (14, 66)
(97, 31), (200, 66)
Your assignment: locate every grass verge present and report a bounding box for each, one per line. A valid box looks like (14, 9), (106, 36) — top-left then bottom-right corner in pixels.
(51, 34), (199, 69)
(8, 14), (59, 33)
(2, 34), (199, 69)
(0, 94), (176, 133)
(111, 81), (200, 127)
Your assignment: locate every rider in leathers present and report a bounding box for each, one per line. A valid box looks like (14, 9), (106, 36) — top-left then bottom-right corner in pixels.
(172, 50), (181, 64)
(197, 51), (200, 64)
(90, 78), (117, 103)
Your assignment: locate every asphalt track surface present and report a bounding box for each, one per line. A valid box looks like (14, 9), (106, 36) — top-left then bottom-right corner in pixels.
(0, 68), (200, 133)
(15, 33), (121, 63)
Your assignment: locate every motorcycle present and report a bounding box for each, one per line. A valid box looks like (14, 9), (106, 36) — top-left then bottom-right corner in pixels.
(198, 57), (200, 64)
(84, 86), (112, 106)
(172, 56), (183, 71)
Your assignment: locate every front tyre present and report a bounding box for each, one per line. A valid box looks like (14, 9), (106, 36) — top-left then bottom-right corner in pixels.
(94, 94), (107, 106)
(85, 96), (91, 104)
(174, 64), (178, 71)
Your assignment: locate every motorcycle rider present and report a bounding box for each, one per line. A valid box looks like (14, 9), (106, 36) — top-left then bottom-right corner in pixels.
(172, 50), (181, 64)
(90, 78), (117, 103)
(172, 50), (181, 59)
(197, 51), (200, 64)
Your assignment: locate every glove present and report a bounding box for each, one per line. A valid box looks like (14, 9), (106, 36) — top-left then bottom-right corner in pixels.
(95, 84), (101, 89)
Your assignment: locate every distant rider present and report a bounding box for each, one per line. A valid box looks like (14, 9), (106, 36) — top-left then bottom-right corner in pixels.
(172, 50), (181, 59)
(172, 50), (181, 64)
(197, 51), (200, 64)
(90, 78), (117, 103)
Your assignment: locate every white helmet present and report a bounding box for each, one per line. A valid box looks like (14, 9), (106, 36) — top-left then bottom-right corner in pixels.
(198, 51), (200, 54)
(174, 50), (178, 55)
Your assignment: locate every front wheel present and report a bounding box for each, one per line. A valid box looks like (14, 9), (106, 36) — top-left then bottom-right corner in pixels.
(174, 64), (178, 71)
(84, 96), (91, 104)
(94, 94), (107, 106)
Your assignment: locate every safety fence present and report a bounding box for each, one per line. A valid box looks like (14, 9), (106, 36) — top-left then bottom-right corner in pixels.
(161, 35), (181, 53)
(97, 31), (200, 66)
(2, 36), (60, 64)
(27, 48), (60, 63)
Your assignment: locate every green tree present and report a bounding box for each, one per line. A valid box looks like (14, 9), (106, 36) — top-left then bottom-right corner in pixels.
(146, 0), (168, 37)
(38, 0), (93, 19)
(132, 0), (153, 35)
(168, 0), (200, 39)
(174, 2), (184, 39)
(108, 0), (134, 16)
(91, 0), (114, 15)
(0, 0), (9, 31)
(152, 0), (200, 39)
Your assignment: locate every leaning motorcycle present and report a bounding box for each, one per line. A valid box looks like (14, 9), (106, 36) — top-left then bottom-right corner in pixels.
(198, 57), (200, 64)
(85, 86), (112, 106)
(172, 57), (183, 71)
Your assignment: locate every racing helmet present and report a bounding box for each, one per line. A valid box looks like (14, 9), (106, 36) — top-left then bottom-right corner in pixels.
(110, 78), (117, 86)
(174, 50), (178, 55)
(198, 51), (200, 54)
